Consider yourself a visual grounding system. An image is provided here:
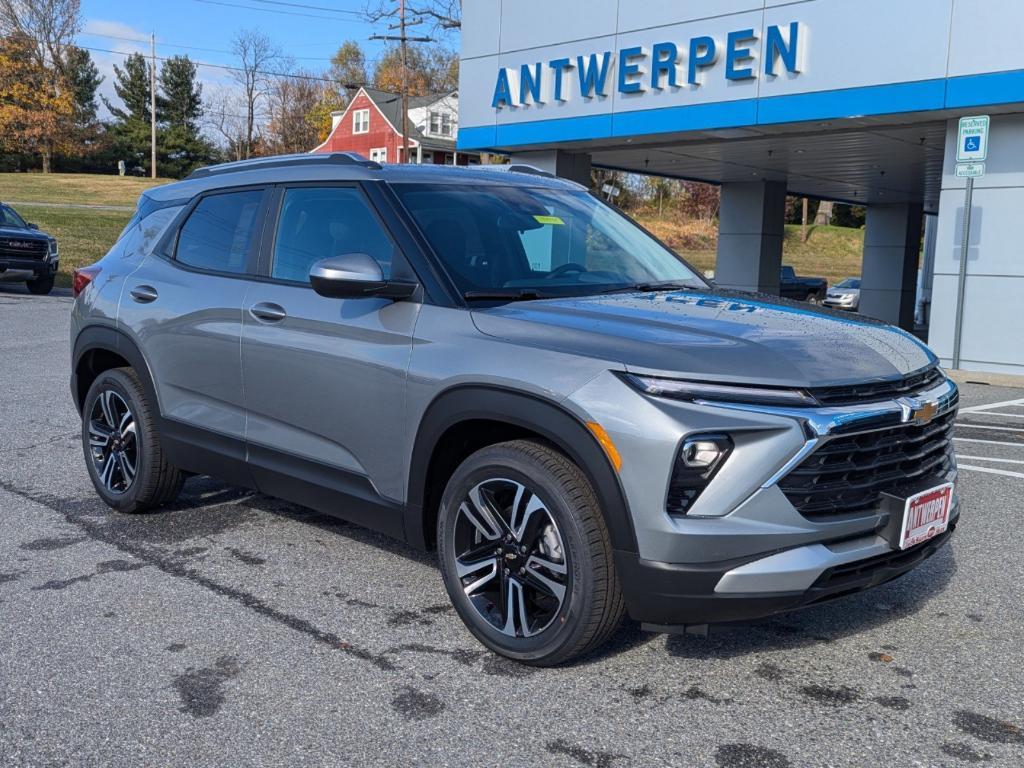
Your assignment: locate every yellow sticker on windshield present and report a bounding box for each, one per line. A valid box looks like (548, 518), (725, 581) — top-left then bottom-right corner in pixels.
(534, 215), (565, 226)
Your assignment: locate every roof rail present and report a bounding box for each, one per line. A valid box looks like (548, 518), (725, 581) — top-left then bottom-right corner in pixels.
(186, 152), (382, 180)
(473, 163), (556, 179)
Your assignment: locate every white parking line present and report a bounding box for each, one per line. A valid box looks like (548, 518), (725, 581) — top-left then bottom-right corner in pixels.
(955, 423), (1024, 433)
(957, 455), (1024, 465)
(958, 464), (1024, 480)
(954, 437), (1024, 448)
(959, 397), (1024, 413)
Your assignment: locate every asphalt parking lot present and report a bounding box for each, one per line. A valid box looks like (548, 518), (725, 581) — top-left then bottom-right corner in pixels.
(1, 285), (1022, 768)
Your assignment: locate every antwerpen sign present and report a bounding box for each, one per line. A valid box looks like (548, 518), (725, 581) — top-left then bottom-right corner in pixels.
(492, 22), (804, 110)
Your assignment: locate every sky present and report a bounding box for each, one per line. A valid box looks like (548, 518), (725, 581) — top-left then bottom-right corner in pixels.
(78, 0), (457, 118)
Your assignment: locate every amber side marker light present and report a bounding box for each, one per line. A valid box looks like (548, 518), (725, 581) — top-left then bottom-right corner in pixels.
(586, 422), (622, 472)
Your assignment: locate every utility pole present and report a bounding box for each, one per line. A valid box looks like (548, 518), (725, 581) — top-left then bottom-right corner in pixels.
(370, 4), (432, 164)
(150, 32), (157, 179)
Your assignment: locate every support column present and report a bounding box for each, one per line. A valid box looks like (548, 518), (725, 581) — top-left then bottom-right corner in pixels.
(714, 181), (788, 294)
(919, 214), (938, 329)
(859, 203), (922, 331)
(509, 150), (592, 186)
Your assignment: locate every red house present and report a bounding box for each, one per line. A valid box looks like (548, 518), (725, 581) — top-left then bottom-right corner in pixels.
(312, 87), (477, 165)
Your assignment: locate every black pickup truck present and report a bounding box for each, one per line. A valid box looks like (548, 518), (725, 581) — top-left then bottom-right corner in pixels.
(0, 203), (58, 295)
(779, 265), (827, 304)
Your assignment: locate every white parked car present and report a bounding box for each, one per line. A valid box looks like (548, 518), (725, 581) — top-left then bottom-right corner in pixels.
(823, 277), (860, 311)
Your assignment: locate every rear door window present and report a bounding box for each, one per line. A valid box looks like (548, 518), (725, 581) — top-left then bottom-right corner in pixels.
(175, 189), (264, 274)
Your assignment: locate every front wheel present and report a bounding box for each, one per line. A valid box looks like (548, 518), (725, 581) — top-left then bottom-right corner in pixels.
(26, 275), (54, 295)
(437, 440), (625, 666)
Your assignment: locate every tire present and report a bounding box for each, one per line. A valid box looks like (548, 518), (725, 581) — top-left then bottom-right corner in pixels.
(26, 275), (54, 295)
(81, 367), (184, 513)
(437, 440), (625, 666)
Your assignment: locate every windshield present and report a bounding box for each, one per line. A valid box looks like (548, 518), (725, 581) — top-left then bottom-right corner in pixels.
(0, 205), (27, 229)
(393, 184), (705, 298)
(836, 278), (861, 289)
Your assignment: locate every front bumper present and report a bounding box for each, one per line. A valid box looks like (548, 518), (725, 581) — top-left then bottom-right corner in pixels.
(0, 257), (57, 277)
(618, 515), (956, 630)
(568, 368), (960, 630)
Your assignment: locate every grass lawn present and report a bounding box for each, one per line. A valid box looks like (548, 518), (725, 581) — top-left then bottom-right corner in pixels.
(0, 172), (170, 208)
(636, 215), (867, 286)
(16, 204), (132, 288)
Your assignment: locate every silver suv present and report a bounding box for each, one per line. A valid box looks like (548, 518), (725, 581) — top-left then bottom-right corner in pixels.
(71, 153), (960, 665)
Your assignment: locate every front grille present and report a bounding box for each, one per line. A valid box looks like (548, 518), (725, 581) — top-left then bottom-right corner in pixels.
(779, 409), (956, 520)
(0, 237), (48, 261)
(809, 366), (945, 406)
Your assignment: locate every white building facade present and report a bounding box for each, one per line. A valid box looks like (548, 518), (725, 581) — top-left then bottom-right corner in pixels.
(458, 0), (1024, 376)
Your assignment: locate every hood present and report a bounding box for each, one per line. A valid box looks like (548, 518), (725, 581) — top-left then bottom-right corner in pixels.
(0, 226), (50, 241)
(471, 288), (934, 388)
(827, 288), (860, 297)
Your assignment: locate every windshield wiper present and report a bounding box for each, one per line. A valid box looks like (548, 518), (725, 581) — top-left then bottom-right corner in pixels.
(596, 281), (699, 295)
(463, 289), (553, 302)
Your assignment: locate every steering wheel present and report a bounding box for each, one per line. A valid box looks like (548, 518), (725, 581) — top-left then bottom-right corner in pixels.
(546, 262), (588, 280)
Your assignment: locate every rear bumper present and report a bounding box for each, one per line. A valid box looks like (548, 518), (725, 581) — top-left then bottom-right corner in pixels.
(616, 519), (955, 631)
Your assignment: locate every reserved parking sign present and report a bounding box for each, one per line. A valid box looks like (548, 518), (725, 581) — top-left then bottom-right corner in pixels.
(957, 115), (990, 163)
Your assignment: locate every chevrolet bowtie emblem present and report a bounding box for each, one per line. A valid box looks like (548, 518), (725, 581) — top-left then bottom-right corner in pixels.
(908, 400), (938, 425)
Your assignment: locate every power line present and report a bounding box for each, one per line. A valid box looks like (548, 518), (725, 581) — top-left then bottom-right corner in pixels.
(246, 0), (364, 14)
(79, 45), (351, 85)
(191, 0), (372, 22)
(79, 31), (341, 62)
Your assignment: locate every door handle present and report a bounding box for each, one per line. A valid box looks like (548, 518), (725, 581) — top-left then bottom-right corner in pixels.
(249, 302), (287, 323)
(130, 285), (158, 303)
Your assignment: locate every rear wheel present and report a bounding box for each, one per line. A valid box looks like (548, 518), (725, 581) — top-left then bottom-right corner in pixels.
(26, 275), (54, 295)
(805, 292), (822, 305)
(81, 367), (184, 513)
(437, 440), (625, 665)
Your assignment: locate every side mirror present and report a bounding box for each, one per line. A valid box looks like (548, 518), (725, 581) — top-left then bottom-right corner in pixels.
(309, 253), (417, 300)
(27, 223), (39, 230)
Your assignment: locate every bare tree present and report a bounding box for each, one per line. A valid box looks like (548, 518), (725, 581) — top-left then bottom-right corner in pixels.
(0, 0), (81, 71)
(364, 0), (460, 31)
(205, 85), (252, 162)
(266, 72), (324, 155)
(230, 29), (282, 159)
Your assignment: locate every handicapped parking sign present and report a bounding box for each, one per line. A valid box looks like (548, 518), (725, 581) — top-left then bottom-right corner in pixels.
(957, 115), (989, 162)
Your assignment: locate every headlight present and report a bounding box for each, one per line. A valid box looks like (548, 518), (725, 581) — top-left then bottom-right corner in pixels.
(622, 373), (819, 407)
(48, 240), (58, 257)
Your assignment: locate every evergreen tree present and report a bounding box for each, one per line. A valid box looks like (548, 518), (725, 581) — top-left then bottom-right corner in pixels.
(64, 46), (101, 127)
(105, 52), (162, 124)
(160, 55), (202, 130)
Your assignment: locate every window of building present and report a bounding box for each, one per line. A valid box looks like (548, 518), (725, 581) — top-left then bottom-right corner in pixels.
(369, 147), (387, 163)
(428, 111), (454, 137)
(175, 190), (263, 274)
(353, 108), (370, 134)
(271, 187), (396, 284)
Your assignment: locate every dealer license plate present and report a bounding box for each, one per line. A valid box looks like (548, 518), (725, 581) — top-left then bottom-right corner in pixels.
(899, 483), (954, 550)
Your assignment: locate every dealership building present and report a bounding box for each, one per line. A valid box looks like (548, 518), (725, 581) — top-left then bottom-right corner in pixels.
(457, 0), (1024, 376)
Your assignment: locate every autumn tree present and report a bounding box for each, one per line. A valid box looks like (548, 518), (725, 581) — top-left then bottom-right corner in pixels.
(329, 40), (367, 101)
(0, 0), (82, 170)
(0, 35), (73, 168)
(373, 44), (456, 96)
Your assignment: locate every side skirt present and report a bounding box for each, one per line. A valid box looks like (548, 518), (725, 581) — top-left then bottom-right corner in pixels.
(161, 417), (407, 542)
